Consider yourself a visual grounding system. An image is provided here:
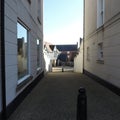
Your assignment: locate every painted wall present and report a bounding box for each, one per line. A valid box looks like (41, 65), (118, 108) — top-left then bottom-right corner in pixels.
(44, 53), (52, 72)
(84, 0), (120, 87)
(5, 0), (43, 106)
(74, 41), (83, 73)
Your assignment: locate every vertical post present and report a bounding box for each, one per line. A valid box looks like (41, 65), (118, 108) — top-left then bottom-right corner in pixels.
(62, 62), (64, 72)
(77, 87), (87, 120)
(1, 0), (7, 119)
(62, 66), (64, 72)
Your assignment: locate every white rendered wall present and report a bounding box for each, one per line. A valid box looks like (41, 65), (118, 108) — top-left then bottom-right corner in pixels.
(74, 41), (83, 73)
(5, 0), (43, 105)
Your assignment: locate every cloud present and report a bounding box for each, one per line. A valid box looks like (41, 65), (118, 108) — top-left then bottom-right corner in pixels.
(44, 20), (83, 45)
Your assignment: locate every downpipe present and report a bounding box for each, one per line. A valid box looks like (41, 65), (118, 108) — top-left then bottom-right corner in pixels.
(1, 0), (7, 119)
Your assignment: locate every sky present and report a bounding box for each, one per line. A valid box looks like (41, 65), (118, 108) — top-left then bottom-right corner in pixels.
(43, 0), (83, 45)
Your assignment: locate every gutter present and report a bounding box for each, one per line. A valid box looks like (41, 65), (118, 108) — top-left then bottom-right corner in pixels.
(1, 0), (7, 119)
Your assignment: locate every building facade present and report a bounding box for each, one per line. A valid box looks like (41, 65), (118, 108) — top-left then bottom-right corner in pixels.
(74, 39), (83, 73)
(44, 42), (60, 72)
(1, 0), (44, 118)
(84, 0), (120, 88)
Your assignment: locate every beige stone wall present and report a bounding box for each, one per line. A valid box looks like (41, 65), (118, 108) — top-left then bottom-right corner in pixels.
(105, 0), (120, 22)
(84, 0), (120, 87)
(84, 0), (97, 38)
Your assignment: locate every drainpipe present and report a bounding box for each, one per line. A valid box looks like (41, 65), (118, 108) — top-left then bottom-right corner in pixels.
(1, 0), (7, 119)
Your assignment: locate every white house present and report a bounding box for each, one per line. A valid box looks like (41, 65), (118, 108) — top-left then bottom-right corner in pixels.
(74, 38), (83, 73)
(44, 42), (60, 72)
(0, 0), (44, 119)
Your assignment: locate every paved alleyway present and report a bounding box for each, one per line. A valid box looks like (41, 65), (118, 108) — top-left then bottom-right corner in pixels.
(8, 72), (120, 120)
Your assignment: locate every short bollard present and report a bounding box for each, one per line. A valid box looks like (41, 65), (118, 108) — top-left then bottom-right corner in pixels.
(77, 87), (87, 120)
(62, 67), (64, 72)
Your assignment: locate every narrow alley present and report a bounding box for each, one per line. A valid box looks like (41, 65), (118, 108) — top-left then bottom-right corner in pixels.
(8, 72), (120, 120)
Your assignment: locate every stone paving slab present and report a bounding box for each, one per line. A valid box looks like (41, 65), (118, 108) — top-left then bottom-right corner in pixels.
(8, 72), (120, 120)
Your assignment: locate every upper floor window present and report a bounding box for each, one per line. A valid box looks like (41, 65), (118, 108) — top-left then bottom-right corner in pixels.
(97, 0), (104, 28)
(17, 22), (29, 81)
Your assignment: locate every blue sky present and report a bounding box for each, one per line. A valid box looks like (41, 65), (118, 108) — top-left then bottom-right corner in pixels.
(44, 0), (83, 44)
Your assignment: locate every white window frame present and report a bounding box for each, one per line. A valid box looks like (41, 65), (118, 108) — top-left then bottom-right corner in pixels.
(17, 21), (30, 84)
(97, 0), (105, 28)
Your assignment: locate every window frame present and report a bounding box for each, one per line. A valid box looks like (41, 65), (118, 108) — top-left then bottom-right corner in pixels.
(97, 0), (105, 28)
(17, 20), (30, 84)
(97, 42), (104, 64)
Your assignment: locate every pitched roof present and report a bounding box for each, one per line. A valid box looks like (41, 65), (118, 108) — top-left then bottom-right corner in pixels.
(50, 45), (77, 51)
(44, 42), (53, 52)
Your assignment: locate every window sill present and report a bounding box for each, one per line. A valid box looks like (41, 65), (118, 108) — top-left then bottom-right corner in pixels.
(96, 25), (104, 32)
(16, 75), (33, 92)
(96, 60), (104, 64)
(36, 67), (42, 75)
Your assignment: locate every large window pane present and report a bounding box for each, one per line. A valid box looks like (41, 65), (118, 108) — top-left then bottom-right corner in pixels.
(17, 22), (28, 80)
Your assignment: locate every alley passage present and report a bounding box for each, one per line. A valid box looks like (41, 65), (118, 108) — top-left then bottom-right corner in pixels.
(8, 72), (120, 120)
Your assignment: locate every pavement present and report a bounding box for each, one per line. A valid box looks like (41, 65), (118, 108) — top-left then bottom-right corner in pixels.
(8, 71), (120, 120)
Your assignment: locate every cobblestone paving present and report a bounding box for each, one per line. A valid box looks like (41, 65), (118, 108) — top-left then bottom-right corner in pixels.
(8, 72), (120, 120)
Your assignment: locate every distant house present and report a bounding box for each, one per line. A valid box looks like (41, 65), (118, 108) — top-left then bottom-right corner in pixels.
(44, 43), (78, 70)
(49, 44), (78, 66)
(44, 42), (60, 72)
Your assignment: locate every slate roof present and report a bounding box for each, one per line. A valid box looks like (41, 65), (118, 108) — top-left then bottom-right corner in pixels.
(50, 45), (77, 51)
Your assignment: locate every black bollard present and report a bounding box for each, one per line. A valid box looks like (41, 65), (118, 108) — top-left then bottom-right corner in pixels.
(62, 66), (64, 72)
(77, 87), (87, 120)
